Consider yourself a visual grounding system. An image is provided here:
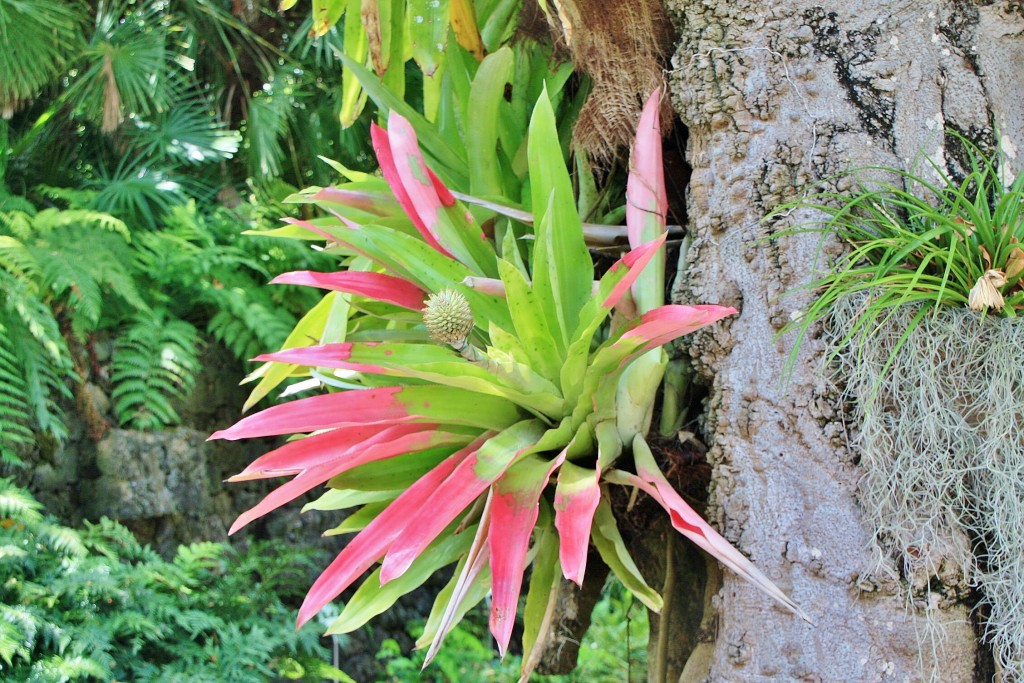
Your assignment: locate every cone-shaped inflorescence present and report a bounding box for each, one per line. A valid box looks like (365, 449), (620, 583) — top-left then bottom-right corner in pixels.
(424, 288), (474, 349)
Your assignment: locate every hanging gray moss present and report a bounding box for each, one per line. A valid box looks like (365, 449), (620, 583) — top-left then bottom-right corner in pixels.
(831, 295), (1024, 679)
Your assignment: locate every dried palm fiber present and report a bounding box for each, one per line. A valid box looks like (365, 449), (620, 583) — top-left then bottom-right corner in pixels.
(830, 293), (1024, 680)
(539, 0), (673, 162)
(101, 53), (122, 133)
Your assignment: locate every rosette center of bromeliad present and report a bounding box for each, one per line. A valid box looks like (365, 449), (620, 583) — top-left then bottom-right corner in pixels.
(423, 288), (473, 349)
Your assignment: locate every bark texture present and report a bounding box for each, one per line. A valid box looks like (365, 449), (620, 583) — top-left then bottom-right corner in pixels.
(664, 1), (1024, 681)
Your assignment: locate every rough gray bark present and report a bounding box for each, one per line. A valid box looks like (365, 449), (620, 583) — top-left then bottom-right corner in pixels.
(663, 1), (1024, 681)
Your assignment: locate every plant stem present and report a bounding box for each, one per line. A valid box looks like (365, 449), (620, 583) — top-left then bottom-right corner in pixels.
(655, 533), (676, 683)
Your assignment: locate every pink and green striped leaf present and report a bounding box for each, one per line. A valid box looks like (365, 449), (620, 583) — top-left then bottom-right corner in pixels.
(626, 89), (668, 314)
(372, 119), (453, 257)
(381, 111), (497, 276)
(553, 421), (619, 584)
(416, 549), (491, 652)
(623, 436), (811, 622)
(488, 452), (565, 656)
(422, 493), (493, 665)
(243, 291), (342, 412)
(226, 424), (469, 534)
(560, 234), (668, 405)
(256, 342), (563, 416)
(271, 270), (426, 310)
(379, 419), (546, 583)
(618, 305), (738, 358)
(210, 385), (523, 441)
(297, 441), (480, 627)
(288, 183), (403, 225)
(306, 219), (515, 333)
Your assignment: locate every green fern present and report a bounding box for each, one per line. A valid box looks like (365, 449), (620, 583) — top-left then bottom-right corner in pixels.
(0, 480), (340, 681)
(0, 272), (72, 457)
(111, 310), (201, 430)
(0, 332), (34, 464)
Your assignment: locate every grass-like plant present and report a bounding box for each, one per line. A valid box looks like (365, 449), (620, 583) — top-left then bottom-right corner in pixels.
(778, 135), (1024, 375)
(214, 90), (807, 676)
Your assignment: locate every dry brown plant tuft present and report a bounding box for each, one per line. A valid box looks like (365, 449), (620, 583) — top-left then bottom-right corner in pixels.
(540, 0), (673, 162)
(101, 53), (122, 134)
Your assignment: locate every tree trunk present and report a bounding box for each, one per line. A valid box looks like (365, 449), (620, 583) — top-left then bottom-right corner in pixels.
(660, 1), (1024, 681)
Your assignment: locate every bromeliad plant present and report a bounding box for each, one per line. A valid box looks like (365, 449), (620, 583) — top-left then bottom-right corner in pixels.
(213, 90), (807, 674)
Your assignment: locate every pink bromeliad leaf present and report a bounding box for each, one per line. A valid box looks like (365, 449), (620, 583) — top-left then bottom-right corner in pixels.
(553, 422), (620, 585)
(210, 386), (409, 440)
(619, 305), (738, 357)
(296, 439), (484, 627)
(371, 122), (452, 257)
(271, 270), (426, 310)
(488, 452), (565, 656)
(226, 424), (469, 534)
(423, 492), (493, 666)
(612, 436), (812, 623)
(553, 460), (601, 586)
(626, 89), (668, 315)
(383, 111), (494, 276)
(208, 385), (522, 441)
(311, 186), (402, 218)
(600, 233), (667, 312)
(379, 419), (546, 584)
(626, 89), (667, 250)
(255, 342), (456, 375)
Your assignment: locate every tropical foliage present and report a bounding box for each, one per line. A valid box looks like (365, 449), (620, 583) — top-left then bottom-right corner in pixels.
(0, 478), (350, 682)
(1, 0), (362, 461)
(0, 185), (324, 461)
(279, 0), (522, 128)
(214, 90), (807, 676)
(376, 578), (649, 682)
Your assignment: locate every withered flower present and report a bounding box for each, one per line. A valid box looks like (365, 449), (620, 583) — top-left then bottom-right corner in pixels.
(968, 269), (1008, 311)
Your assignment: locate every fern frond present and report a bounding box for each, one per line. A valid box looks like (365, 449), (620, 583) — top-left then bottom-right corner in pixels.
(0, 332), (34, 463)
(0, 477), (43, 523)
(111, 311), (200, 430)
(0, 605), (35, 666)
(0, 232), (41, 283)
(0, 295), (71, 445)
(206, 286), (296, 362)
(30, 226), (146, 334)
(30, 207), (131, 242)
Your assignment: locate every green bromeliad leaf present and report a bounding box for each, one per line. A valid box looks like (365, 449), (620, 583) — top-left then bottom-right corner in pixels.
(591, 496), (662, 612)
(527, 91), (593, 349)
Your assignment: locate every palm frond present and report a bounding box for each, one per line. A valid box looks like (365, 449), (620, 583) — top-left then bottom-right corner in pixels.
(87, 159), (187, 229)
(0, 0), (85, 116)
(125, 91), (241, 166)
(62, 0), (173, 131)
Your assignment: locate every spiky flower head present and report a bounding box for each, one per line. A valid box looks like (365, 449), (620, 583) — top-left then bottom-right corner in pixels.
(423, 288), (474, 348)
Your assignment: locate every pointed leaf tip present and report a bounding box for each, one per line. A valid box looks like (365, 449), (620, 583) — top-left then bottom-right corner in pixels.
(271, 271), (427, 310)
